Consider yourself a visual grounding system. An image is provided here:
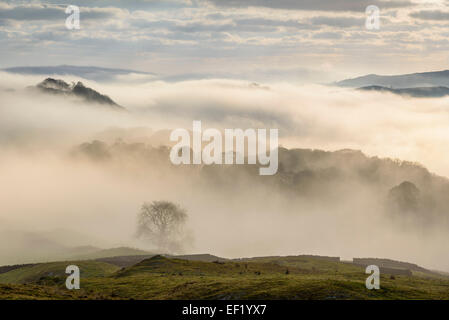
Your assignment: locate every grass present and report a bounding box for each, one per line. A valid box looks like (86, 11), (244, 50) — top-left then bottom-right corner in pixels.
(1, 255), (449, 300)
(0, 261), (119, 284)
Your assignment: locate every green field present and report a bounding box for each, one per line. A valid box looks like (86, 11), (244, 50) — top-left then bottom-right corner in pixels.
(1, 255), (449, 300)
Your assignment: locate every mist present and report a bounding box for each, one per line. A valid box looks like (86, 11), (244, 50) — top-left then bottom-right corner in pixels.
(1, 72), (449, 271)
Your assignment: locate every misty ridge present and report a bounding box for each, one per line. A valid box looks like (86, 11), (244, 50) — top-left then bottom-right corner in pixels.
(73, 138), (449, 230)
(358, 86), (449, 98)
(2, 70), (449, 271)
(30, 78), (125, 110)
(336, 69), (449, 88)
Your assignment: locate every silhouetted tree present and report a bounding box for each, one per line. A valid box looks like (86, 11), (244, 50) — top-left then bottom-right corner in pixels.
(136, 201), (188, 252)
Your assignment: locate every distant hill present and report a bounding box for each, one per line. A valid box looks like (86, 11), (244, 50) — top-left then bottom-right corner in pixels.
(174, 254), (227, 263)
(358, 85), (449, 97)
(336, 70), (449, 88)
(0, 228), (152, 266)
(351, 257), (444, 277)
(75, 247), (152, 260)
(3, 65), (155, 82)
(96, 255), (156, 268)
(353, 257), (429, 273)
(31, 78), (124, 109)
(95, 253), (226, 268)
(238, 255), (340, 263)
(0, 229), (76, 265)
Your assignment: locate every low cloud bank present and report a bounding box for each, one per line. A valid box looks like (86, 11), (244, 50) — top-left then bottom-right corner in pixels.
(1, 73), (449, 270)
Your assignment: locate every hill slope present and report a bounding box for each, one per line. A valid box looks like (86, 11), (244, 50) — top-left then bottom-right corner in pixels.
(358, 85), (449, 97)
(1, 255), (449, 300)
(0, 261), (119, 284)
(336, 70), (449, 88)
(32, 78), (124, 109)
(75, 247), (152, 261)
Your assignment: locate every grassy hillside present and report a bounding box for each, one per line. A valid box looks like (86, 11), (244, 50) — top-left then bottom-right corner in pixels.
(0, 261), (119, 284)
(1, 255), (449, 300)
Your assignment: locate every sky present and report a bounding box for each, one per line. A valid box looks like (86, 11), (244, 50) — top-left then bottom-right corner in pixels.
(1, 0), (449, 82)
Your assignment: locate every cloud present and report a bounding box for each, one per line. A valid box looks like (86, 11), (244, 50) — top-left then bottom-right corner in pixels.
(3, 73), (449, 268)
(130, 16), (314, 35)
(410, 10), (449, 21)
(234, 17), (318, 31)
(0, 3), (119, 21)
(12, 0), (190, 11)
(312, 31), (344, 39)
(207, 0), (414, 12)
(310, 16), (364, 28)
(235, 17), (301, 28)
(3, 65), (156, 82)
(0, 0), (447, 80)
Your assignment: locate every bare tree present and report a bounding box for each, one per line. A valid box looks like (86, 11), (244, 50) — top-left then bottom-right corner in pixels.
(136, 201), (188, 252)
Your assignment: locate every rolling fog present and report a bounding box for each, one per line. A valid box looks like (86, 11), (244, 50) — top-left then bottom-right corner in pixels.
(1, 72), (449, 271)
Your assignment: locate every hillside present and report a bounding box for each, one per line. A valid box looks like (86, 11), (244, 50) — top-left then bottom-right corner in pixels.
(31, 78), (124, 109)
(0, 229), (150, 266)
(74, 247), (152, 261)
(357, 85), (449, 97)
(336, 70), (449, 88)
(96, 253), (226, 268)
(1, 254), (449, 299)
(0, 261), (119, 285)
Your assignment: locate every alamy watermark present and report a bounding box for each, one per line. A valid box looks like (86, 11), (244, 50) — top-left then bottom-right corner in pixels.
(169, 121), (279, 175)
(65, 265), (80, 290)
(365, 5), (380, 30)
(65, 5), (80, 30)
(365, 265), (380, 290)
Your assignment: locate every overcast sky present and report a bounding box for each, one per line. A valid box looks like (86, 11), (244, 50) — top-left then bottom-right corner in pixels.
(1, 0), (449, 82)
